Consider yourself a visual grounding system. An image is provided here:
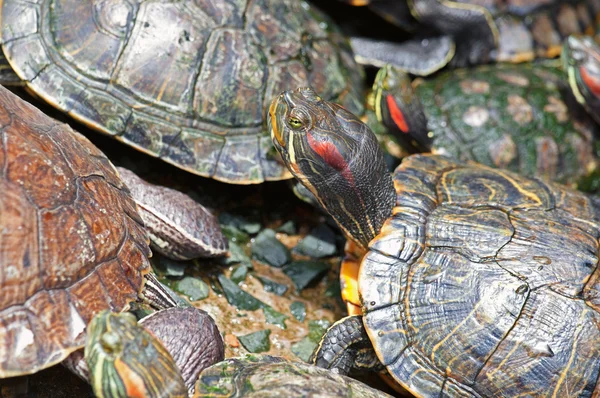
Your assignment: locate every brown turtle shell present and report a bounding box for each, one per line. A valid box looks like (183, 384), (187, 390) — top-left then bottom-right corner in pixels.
(0, 85), (150, 377)
(0, 0), (364, 184)
(361, 154), (600, 396)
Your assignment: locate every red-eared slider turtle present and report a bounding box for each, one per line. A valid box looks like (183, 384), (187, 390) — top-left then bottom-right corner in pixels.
(563, 34), (600, 125)
(344, 0), (600, 75)
(372, 50), (600, 188)
(0, 83), (154, 378)
(0, 0), (364, 184)
(192, 355), (393, 397)
(85, 307), (224, 397)
(270, 87), (600, 396)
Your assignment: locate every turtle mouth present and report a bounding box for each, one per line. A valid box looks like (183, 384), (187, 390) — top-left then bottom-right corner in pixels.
(269, 94), (289, 149)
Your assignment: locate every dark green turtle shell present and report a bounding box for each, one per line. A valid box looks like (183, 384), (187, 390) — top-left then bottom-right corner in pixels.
(0, 0), (364, 184)
(361, 153), (600, 396)
(193, 355), (393, 397)
(413, 61), (599, 186)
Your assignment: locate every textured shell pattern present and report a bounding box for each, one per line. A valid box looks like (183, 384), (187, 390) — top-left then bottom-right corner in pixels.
(0, 0), (364, 184)
(0, 85), (150, 377)
(361, 154), (600, 397)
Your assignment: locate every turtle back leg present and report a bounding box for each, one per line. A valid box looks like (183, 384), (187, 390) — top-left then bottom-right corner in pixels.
(311, 315), (383, 375)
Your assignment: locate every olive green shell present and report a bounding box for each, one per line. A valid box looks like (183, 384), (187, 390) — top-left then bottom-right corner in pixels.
(0, 0), (364, 184)
(0, 85), (150, 378)
(193, 355), (393, 397)
(361, 153), (600, 396)
(416, 62), (600, 186)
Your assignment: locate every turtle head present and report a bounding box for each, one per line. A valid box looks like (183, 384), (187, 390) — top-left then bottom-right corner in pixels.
(563, 35), (600, 124)
(269, 87), (395, 249)
(85, 311), (187, 397)
(373, 65), (431, 153)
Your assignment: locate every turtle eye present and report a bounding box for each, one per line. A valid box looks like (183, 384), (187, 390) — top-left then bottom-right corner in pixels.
(288, 117), (303, 129)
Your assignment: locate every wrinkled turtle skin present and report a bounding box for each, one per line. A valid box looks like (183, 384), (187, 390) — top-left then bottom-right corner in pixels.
(0, 0), (364, 184)
(270, 88), (600, 397)
(117, 167), (228, 260)
(0, 84), (150, 378)
(345, 0), (600, 72)
(192, 355), (393, 397)
(374, 61), (600, 188)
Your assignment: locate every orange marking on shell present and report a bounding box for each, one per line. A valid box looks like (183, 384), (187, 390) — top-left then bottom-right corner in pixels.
(386, 94), (409, 133)
(341, 257), (361, 310)
(580, 66), (600, 97)
(114, 359), (148, 398)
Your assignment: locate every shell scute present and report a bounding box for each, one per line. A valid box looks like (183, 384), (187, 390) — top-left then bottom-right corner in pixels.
(0, 181), (40, 309)
(114, 2), (211, 112)
(475, 289), (600, 397)
(5, 118), (76, 209)
(49, 0), (132, 81)
(39, 205), (96, 289)
(194, 28), (266, 126)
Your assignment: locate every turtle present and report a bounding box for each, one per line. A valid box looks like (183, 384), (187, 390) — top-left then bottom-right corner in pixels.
(341, 0), (600, 75)
(269, 86), (600, 396)
(563, 34), (600, 126)
(370, 35), (600, 189)
(193, 355), (393, 397)
(0, 82), (163, 378)
(84, 307), (224, 397)
(0, 0), (364, 184)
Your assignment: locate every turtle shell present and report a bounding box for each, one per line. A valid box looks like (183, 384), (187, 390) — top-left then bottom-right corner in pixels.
(0, 85), (150, 377)
(193, 355), (393, 397)
(360, 153), (600, 396)
(416, 61), (600, 186)
(0, 0), (364, 184)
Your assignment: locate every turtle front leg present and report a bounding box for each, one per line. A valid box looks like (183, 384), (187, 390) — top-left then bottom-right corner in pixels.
(310, 315), (383, 375)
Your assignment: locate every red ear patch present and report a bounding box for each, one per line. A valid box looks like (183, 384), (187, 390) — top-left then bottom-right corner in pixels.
(580, 66), (600, 97)
(386, 94), (409, 133)
(306, 131), (355, 186)
(306, 131), (347, 171)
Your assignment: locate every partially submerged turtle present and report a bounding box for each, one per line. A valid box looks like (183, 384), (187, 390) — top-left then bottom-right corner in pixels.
(270, 87), (600, 396)
(0, 0), (364, 184)
(0, 84), (153, 377)
(193, 355), (392, 397)
(85, 308), (224, 397)
(345, 0), (600, 75)
(372, 50), (600, 188)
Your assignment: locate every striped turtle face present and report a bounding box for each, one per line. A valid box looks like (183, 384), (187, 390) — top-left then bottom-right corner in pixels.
(85, 311), (187, 398)
(268, 87), (395, 249)
(563, 35), (600, 123)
